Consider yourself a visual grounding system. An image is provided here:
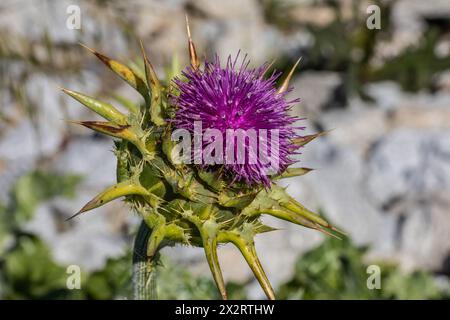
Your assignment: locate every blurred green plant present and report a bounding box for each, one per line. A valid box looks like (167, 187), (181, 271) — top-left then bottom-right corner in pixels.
(0, 170), (135, 299)
(0, 170), (82, 298)
(278, 237), (449, 300)
(156, 257), (247, 300)
(11, 171), (81, 224)
(0, 170), (81, 255)
(371, 28), (450, 92)
(1, 235), (76, 299)
(259, 0), (296, 32)
(83, 252), (133, 300)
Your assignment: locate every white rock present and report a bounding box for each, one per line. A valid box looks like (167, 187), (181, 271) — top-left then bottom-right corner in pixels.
(365, 81), (406, 111)
(54, 138), (117, 188)
(365, 129), (450, 206)
(0, 120), (39, 202)
(289, 72), (342, 118)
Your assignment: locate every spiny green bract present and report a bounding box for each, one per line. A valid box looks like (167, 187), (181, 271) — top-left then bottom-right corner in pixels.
(61, 35), (343, 300)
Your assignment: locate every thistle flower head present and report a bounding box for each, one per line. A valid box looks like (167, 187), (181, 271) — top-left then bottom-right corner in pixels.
(172, 54), (301, 186)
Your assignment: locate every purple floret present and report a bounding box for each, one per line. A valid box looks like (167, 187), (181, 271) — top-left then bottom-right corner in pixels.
(172, 54), (302, 187)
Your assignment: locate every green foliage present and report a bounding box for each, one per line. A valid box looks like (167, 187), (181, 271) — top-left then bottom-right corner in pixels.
(0, 170), (81, 255)
(1, 235), (74, 299)
(0, 170), (82, 299)
(83, 252), (133, 300)
(381, 267), (446, 300)
(259, 0), (295, 32)
(156, 257), (247, 300)
(278, 237), (448, 300)
(10, 170), (81, 224)
(156, 258), (220, 299)
(371, 28), (450, 92)
(0, 203), (11, 255)
(0, 238), (245, 300)
(1, 235), (131, 300)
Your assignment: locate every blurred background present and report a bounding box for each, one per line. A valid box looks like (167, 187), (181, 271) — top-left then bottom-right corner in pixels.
(1, 0), (450, 299)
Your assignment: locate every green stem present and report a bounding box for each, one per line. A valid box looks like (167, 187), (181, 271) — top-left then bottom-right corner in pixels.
(132, 221), (158, 300)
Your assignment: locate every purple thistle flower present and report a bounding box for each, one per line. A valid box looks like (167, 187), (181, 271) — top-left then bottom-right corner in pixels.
(172, 54), (302, 186)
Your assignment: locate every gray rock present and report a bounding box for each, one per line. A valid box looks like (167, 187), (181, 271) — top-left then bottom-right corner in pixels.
(365, 129), (450, 206)
(397, 201), (450, 271)
(0, 0), (81, 43)
(0, 120), (39, 202)
(22, 70), (103, 157)
(365, 81), (406, 111)
(433, 69), (450, 92)
(0, 119), (39, 163)
(318, 98), (387, 156)
(364, 128), (450, 270)
(366, 81), (450, 130)
(25, 74), (66, 156)
(54, 138), (117, 188)
(287, 137), (397, 252)
(289, 72), (343, 119)
(193, 0), (282, 64)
